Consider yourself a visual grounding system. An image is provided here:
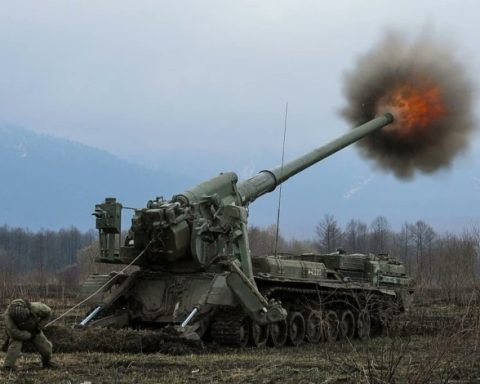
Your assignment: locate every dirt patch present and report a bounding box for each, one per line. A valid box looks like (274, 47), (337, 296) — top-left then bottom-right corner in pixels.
(45, 326), (204, 354)
(2, 337), (480, 384)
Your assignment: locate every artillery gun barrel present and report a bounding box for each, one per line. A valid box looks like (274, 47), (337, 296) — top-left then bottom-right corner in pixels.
(237, 113), (394, 204)
(87, 111), (408, 338)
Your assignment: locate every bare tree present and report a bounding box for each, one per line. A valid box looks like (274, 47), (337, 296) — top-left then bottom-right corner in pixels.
(398, 223), (411, 263)
(344, 219), (359, 253)
(389, 222), (414, 274)
(248, 225), (288, 256)
(316, 214), (343, 253)
(286, 238), (316, 255)
(434, 230), (478, 301)
(370, 216), (391, 254)
(408, 220), (436, 282)
(357, 221), (369, 253)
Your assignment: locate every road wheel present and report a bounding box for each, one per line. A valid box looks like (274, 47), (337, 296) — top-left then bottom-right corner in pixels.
(339, 310), (356, 340)
(304, 310), (323, 344)
(324, 310), (339, 342)
(268, 319), (288, 347)
(236, 317), (250, 347)
(378, 307), (394, 335)
(249, 320), (268, 347)
(357, 309), (371, 341)
(287, 312), (306, 346)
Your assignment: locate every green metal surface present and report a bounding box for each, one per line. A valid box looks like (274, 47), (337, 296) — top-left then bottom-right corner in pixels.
(237, 113), (393, 204)
(253, 256), (327, 280)
(84, 113), (413, 342)
(299, 251), (410, 287)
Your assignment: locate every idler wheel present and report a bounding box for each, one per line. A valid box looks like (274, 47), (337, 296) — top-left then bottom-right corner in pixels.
(268, 319), (288, 347)
(339, 310), (356, 340)
(356, 309), (371, 341)
(304, 310), (323, 344)
(287, 312), (306, 347)
(249, 320), (268, 347)
(324, 310), (339, 342)
(236, 317), (250, 347)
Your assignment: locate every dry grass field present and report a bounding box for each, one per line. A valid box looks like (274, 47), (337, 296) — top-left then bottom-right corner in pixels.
(1, 291), (480, 384)
(1, 334), (480, 384)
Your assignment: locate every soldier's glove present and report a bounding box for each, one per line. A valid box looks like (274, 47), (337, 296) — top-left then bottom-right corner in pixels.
(17, 331), (32, 341)
(30, 328), (40, 338)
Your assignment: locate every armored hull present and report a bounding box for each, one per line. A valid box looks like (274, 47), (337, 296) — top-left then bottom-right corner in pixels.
(83, 251), (411, 346)
(80, 113), (410, 347)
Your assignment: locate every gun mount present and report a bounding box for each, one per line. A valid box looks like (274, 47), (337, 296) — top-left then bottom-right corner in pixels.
(83, 113), (411, 347)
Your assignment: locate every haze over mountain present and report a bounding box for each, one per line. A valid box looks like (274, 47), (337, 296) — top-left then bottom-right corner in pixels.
(2, 2), (480, 238)
(0, 124), (192, 231)
(1, 123), (480, 238)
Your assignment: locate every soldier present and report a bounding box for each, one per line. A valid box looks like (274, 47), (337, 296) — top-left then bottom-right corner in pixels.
(2, 299), (56, 371)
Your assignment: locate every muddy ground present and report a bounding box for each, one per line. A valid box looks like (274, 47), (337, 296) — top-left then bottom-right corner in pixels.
(1, 300), (480, 383)
(1, 333), (480, 384)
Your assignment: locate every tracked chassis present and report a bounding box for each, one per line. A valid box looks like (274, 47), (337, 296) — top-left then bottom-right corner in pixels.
(82, 252), (412, 347)
(80, 114), (411, 348)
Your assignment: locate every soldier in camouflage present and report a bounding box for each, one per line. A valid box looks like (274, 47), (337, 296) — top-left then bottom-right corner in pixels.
(2, 299), (56, 371)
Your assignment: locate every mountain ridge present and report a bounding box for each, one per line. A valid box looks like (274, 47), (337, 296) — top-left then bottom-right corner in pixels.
(1, 124), (479, 238)
(0, 123), (191, 230)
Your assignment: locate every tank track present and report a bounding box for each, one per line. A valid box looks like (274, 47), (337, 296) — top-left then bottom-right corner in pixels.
(210, 286), (400, 347)
(210, 309), (249, 346)
(207, 284), (399, 348)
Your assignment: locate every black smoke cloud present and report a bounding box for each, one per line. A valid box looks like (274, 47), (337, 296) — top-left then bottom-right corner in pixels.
(342, 32), (475, 179)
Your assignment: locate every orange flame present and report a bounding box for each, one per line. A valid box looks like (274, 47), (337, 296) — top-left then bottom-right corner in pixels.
(377, 82), (447, 138)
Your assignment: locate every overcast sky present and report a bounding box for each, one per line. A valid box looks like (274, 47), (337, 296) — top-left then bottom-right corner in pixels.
(1, 1), (480, 237)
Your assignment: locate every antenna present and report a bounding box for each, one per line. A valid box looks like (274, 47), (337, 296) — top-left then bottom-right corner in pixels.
(274, 102), (288, 258)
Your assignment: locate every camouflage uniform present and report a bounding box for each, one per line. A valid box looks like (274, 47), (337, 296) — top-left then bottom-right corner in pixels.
(3, 299), (53, 369)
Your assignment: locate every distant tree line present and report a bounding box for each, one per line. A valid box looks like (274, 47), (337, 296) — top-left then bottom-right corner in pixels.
(249, 215), (480, 297)
(0, 216), (478, 299)
(0, 225), (95, 284)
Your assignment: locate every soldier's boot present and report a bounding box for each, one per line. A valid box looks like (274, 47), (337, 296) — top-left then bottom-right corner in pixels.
(41, 358), (59, 369)
(3, 339), (22, 371)
(31, 332), (54, 369)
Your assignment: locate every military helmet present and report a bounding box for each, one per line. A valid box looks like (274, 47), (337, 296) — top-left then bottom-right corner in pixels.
(9, 302), (31, 323)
